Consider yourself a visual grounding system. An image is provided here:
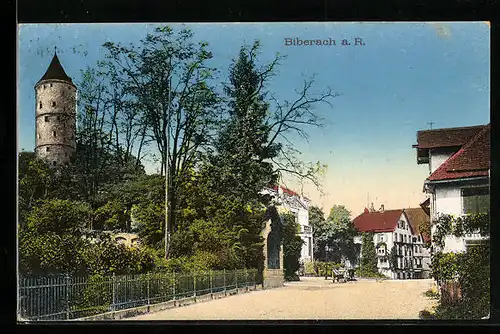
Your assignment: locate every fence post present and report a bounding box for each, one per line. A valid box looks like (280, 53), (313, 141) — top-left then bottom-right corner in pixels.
(245, 268), (248, 292)
(223, 269), (226, 296)
(193, 272), (197, 301)
(235, 269), (238, 292)
(65, 274), (70, 320)
(209, 270), (213, 298)
(172, 272), (176, 301)
(112, 273), (116, 312)
(147, 273), (150, 306)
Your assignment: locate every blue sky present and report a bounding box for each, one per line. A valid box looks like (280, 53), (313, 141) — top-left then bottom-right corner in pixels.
(17, 22), (490, 216)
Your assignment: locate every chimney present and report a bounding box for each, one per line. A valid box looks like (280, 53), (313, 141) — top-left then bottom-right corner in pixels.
(369, 202), (375, 212)
(380, 204), (385, 212)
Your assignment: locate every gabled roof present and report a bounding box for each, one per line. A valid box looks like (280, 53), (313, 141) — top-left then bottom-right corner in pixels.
(353, 209), (404, 233)
(404, 208), (431, 243)
(428, 124), (490, 181)
(36, 52), (74, 86)
(413, 125), (486, 150)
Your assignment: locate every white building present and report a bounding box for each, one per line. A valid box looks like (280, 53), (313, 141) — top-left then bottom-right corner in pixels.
(413, 124), (490, 253)
(262, 185), (313, 263)
(353, 205), (431, 279)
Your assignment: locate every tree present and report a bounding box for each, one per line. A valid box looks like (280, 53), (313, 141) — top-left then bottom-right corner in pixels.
(18, 153), (55, 225)
(101, 27), (220, 258)
(328, 205), (351, 224)
(18, 199), (92, 276)
(311, 205), (358, 264)
(360, 232), (378, 275)
(309, 205), (327, 260)
(282, 213), (304, 281)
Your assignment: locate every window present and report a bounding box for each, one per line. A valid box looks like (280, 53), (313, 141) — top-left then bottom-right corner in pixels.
(462, 186), (490, 214)
(46, 147), (50, 152)
(39, 102), (43, 109)
(57, 116), (60, 121)
(43, 85), (46, 89)
(52, 161), (56, 166)
(308, 237), (312, 257)
(52, 131), (57, 137)
(52, 101), (56, 107)
(44, 116), (49, 122)
(50, 83), (53, 87)
(37, 133), (41, 139)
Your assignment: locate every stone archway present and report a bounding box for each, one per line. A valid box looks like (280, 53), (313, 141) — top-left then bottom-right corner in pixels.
(261, 206), (284, 289)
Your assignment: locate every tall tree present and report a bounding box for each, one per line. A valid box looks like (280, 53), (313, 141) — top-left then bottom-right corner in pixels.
(309, 205), (327, 260)
(101, 27), (220, 258)
(360, 232), (378, 275)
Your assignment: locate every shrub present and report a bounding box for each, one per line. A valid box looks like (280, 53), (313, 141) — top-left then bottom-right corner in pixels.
(304, 260), (317, 276)
(424, 288), (440, 299)
(419, 309), (436, 319)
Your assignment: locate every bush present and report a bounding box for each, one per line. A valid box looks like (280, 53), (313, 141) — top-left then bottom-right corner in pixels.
(355, 267), (386, 279)
(282, 213), (304, 281)
(419, 309), (436, 319)
(430, 244), (489, 319)
(304, 260), (317, 276)
(424, 288), (440, 299)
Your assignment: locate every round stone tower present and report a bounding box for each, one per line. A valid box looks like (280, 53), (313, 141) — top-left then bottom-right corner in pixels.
(35, 50), (77, 167)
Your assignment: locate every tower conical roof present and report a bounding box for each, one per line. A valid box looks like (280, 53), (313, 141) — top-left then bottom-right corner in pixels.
(37, 51), (73, 85)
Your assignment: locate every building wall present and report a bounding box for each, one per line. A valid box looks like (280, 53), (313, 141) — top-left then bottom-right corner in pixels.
(429, 148), (457, 174)
(434, 184), (462, 216)
(432, 183), (470, 253)
(35, 79), (77, 166)
(297, 206), (313, 261)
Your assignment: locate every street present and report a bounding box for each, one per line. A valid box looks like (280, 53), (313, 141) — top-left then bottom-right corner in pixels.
(126, 277), (437, 320)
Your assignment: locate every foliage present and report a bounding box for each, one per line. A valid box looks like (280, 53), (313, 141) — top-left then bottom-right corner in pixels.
(309, 205), (327, 260)
(327, 205), (351, 224)
(429, 213), (490, 319)
(432, 213), (489, 249)
(312, 205), (358, 264)
(18, 153), (57, 225)
(303, 260), (317, 276)
(360, 232), (378, 275)
(423, 289), (440, 299)
(355, 267), (386, 279)
(282, 213), (304, 281)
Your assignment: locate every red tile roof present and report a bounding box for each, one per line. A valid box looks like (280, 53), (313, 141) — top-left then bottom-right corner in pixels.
(272, 185), (299, 197)
(414, 125), (486, 149)
(353, 209), (404, 233)
(428, 124), (490, 181)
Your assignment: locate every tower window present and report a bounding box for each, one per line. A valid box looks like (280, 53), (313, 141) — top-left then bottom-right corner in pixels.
(43, 85), (46, 89)
(52, 131), (57, 137)
(46, 147), (50, 152)
(57, 116), (60, 121)
(39, 102), (42, 109)
(37, 133), (41, 139)
(44, 116), (49, 122)
(52, 101), (56, 107)
(50, 83), (53, 87)
(53, 161), (56, 166)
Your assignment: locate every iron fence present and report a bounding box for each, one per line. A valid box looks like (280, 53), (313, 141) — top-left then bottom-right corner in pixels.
(18, 268), (258, 321)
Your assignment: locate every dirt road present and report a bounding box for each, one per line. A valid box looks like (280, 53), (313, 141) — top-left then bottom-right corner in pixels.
(126, 277), (437, 320)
